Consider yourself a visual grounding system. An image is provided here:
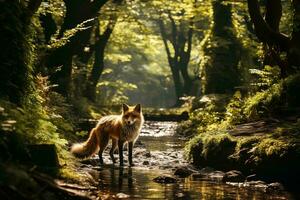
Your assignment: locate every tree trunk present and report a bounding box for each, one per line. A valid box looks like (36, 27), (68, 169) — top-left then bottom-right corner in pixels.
(262, 0), (287, 76)
(288, 0), (300, 68)
(85, 21), (115, 102)
(0, 0), (41, 105)
(158, 16), (195, 105)
(202, 0), (241, 94)
(170, 63), (184, 106)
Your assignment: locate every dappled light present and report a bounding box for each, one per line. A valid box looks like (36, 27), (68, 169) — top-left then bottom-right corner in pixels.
(1, 0), (300, 199)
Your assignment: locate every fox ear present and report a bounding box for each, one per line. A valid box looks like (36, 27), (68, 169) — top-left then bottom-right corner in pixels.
(134, 104), (141, 113)
(122, 103), (129, 112)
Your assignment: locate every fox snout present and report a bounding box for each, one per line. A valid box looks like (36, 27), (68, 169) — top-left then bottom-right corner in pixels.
(125, 117), (136, 125)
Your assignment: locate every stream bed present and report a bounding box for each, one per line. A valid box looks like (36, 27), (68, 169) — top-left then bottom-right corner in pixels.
(79, 121), (295, 199)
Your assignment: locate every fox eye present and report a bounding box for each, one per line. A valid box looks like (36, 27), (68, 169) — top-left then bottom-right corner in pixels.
(124, 115), (129, 119)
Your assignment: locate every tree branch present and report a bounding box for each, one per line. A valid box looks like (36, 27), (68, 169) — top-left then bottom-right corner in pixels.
(247, 0), (290, 51)
(168, 12), (178, 51)
(186, 18), (193, 55)
(26, 0), (41, 20)
(265, 0), (282, 32)
(158, 20), (172, 61)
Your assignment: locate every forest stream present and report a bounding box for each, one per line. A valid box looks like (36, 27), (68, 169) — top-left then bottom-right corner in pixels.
(76, 121), (294, 200)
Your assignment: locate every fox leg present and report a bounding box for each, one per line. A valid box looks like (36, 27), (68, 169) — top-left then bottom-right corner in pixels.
(118, 140), (124, 166)
(128, 141), (134, 166)
(110, 139), (117, 163)
(98, 132), (109, 165)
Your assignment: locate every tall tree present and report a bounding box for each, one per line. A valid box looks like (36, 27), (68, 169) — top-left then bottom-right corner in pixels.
(200, 0), (242, 94)
(247, 0), (300, 76)
(46, 0), (109, 97)
(85, 19), (117, 102)
(0, 0), (41, 105)
(158, 15), (195, 105)
(84, 0), (123, 102)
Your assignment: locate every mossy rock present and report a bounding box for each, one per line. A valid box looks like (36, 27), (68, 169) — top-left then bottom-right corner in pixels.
(187, 133), (237, 170)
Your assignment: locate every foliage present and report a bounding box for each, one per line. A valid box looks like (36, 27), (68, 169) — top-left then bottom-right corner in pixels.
(0, 75), (74, 159)
(243, 82), (283, 120)
(97, 79), (137, 105)
(185, 125), (300, 174)
(249, 65), (281, 89)
(223, 91), (244, 125)
(252, 138), (290, 160)
(177, 94), (230, 137)
(47, 18), (95, 49)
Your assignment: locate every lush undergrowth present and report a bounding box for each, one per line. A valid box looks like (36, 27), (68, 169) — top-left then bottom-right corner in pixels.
(181, 71), (300, 182)
(0, 75), (108, 182)
(185, 125), (300, 176)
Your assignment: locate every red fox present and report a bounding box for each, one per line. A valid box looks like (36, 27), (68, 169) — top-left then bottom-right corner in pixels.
(71, 104), (144, 166)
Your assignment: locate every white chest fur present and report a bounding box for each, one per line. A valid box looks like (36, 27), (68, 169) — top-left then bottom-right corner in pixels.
(121, 125), (140, 142)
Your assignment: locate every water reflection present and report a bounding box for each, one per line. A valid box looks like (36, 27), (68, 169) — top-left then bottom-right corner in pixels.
(97, 165), (291, 199)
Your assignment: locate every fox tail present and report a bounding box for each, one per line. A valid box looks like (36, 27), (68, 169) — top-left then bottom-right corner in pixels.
(71, 128), (99, 158)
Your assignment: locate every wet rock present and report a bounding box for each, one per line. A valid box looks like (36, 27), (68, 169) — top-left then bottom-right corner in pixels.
(116, 193), (130, 198)
(133, 149), (150, 158)
(266, 182), (284, 193)
(199, 167), (215, 174)
(191, 172), (207, 179)
(245, 174), (259, 182)
(135, 140), (144, 147)
(191, 169), (225, 181)
(208, 171), (226, 181)
(144, 151), (151, 158)
(143, 160), (150, 165)
(170, 154), (177, 158)
(175, 192), (185, 198)
(223, 170), (245, 182)
(159, 166), (172, 170)
(245, 180), (267, 186)
(226, 182), (245, 187)
(153, 175), (177, 184)
(174, 166), (194, 178)
(190, 167), (219, 180)
(80, 159), (99, 165)
(244, 181), (268, 192)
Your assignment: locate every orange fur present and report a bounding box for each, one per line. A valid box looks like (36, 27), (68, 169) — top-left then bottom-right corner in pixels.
(71, 104), (144, 165)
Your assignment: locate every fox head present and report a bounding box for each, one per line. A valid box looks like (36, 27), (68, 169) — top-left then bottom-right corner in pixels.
(122, 103), (143, 126)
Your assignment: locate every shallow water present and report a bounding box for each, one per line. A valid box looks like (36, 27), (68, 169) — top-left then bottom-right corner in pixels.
(92, 121), (294, 199)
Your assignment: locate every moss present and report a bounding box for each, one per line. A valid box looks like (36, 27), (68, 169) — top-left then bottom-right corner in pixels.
(186, 126), (300, 180)
(253, 138), (290, 159)
(185, 133), (237, 169)
(184, 134), (204, 161)
(243, 82), (283, 120)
